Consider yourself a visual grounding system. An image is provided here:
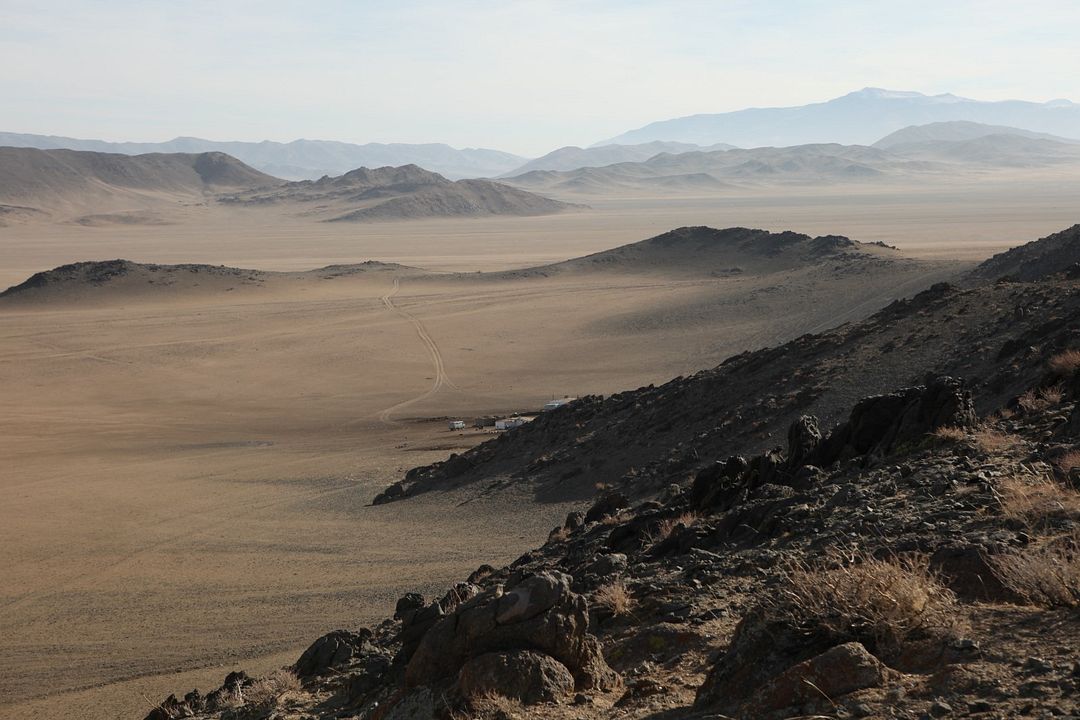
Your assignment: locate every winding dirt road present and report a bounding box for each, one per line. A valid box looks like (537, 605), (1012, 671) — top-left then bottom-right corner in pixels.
(377, 277), (457, 424)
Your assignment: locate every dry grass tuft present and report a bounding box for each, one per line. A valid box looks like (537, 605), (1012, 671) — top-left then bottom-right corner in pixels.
(971, 426), (1023, 454)
(996, 534), (1080, 608)
(764, 555), (964, 656)
(645, 511), (700, 546)
(1053, 450), (1080, 478)
(244, 669), (301, 708)
(1018, 384), (1065, 413)
(547, 526), (570, 544)
(457, 690), (524, 719)
(594, 581), (635, 616)
(998, 475), (1080, 528)
(1048, 349), (1080, 377)
(932, 425), (967, 443)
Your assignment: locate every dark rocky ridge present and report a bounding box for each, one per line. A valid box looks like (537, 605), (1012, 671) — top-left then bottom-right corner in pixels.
(969, 224), (1080, 283)
(0, 259), (409, 301)
(144, 226), (1080, 719)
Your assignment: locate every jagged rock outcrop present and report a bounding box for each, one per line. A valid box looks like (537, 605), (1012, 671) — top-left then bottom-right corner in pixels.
(403, 571), (619, 696)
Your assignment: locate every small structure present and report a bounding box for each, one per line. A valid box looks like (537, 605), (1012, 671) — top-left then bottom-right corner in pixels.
(448, 420), (466, 431)
(495, 416), (530, 430)
(543, 397), (577, 412)
(474, 416), (497, 428)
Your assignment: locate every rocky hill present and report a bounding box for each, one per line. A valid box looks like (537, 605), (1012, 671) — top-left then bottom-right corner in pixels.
(219, 164), (579, 222)
(0, 259), (408, 305)
(0, 147), (281, 222)
(501, 141), (736, 176)
(872, 121), (1080, 150)
(144, 226), (1080, 720)
(0, 147), (277, 202)
(969, 225), (1080, 283)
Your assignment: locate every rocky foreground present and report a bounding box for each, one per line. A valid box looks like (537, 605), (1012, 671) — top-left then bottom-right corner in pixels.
(146, 228), (1080, 720)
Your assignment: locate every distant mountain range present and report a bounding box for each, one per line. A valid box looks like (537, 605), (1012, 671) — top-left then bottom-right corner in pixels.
(0, 148), (577, 225)
(507, 123), (1080, 195)
(0, 132), (527, 181)
(596, 88), (1080, 147)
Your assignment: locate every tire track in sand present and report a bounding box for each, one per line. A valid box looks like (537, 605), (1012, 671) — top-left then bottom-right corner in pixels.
(377, 277), (458, 425)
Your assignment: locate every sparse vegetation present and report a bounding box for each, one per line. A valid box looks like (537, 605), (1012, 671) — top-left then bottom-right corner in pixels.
(998, 474), (1080, 528)
(1018, 384), (1065, 413)
(1048, 349), (1080, 377)
(997, 534), (1080, 608)
(593, 581), (635, 616)
(458, 690), (523, 719)
(1053, 449), (1080, 479)
(932, 425), (967, 443)
(971, 425), (1023, 454)
(644, 511), (699, 546)
(244, 669), (301, 708)
(547, 526), (570, 544)
(765, 555), (964, 657)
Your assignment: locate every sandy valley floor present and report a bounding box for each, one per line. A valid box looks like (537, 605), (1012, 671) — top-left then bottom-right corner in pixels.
(0, 177), (1077, 719)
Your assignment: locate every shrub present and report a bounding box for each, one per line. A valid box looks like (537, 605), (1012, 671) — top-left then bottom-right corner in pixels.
(1018, 384), (1065, 413)
(971, 426), (1022, 454)
(593, 581), (635, 616)
(763, 555), (964, 658)
(1048, 349), (1080, 377)
(244, 669), (301, 708)
(932, 426), (967, 443)
(1053, 449), (1080, 478)
(996, 534), (1080, 608)
(998, 475), (1080, 528)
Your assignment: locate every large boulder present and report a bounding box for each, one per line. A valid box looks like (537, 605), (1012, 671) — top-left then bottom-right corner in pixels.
(294, 628), (373, 677)
(747, 642), (889, 714)
(404, 571), (619, 693)
(455, 650), (575, 705)
(813, 376), (976, 465)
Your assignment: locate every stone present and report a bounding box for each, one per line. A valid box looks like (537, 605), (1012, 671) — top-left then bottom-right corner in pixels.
(747, 642), (889, 714)
(585, 492), (629, 523)
(787, 415), (822, 469)
(294, 628), (373, 677)
(456, 650), (574, 705)
(405, 571), (619, 692)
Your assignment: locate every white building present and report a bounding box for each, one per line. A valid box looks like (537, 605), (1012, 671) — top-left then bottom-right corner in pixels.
(495, 417), (529, 430)
(448, 420), (466, 430)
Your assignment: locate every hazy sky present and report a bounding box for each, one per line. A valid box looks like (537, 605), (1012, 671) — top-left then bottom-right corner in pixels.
(3, 0), (1079, 155)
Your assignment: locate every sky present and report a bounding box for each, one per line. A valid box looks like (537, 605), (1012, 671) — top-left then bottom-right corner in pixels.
(3, 0), (1080, 156)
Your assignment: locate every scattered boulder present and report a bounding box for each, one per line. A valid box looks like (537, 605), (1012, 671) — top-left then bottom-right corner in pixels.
(748, 642), (889, 714)
(585, 492), (629, 523)
(294, 628), (373, 677)
(456, 650), (575, 705)
(405, 571), (619, 693)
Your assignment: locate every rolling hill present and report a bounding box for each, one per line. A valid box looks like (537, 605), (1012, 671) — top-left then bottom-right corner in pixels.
(501, 141), (737, 176)
(0, 147), (280, 222)
(219, 164), (580, 222)
(872, 120), (1080, 149)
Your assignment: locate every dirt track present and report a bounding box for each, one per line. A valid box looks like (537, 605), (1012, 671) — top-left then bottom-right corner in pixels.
(376, 276), (458, 425)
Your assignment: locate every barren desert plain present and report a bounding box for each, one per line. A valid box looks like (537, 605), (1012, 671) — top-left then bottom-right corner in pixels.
(2, 169), (1080, 720)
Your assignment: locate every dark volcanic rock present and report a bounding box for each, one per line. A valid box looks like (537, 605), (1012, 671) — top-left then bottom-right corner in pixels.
(404, 571), (619, 692)
(294, 628), (373, 677)
(455, 650), (575, 704)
